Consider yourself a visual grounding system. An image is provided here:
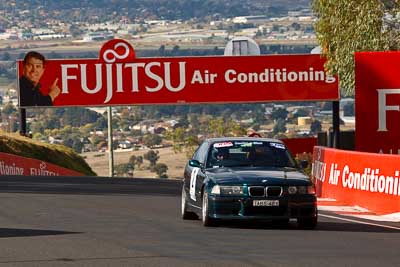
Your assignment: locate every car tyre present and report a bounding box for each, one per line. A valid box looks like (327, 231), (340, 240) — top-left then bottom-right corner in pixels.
(297, 216), (317, 230)
(181, 186), (198, 220)
(202, 190), (217, 227)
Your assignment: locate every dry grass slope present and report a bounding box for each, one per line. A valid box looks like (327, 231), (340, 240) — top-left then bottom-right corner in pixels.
(0, 131), (96, 176)
(83, 147), (188, 179)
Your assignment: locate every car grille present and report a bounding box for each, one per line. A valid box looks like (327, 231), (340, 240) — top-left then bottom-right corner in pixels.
(248, 186), (282, 197)
(248, 186), (265, 197)
(266, 186), (282, 197)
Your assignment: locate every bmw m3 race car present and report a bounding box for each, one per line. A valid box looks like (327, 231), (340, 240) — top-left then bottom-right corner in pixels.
(181, 137), (317, 229)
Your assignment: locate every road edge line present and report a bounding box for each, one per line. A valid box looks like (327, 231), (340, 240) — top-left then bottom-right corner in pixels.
(319, 214), (400, 230)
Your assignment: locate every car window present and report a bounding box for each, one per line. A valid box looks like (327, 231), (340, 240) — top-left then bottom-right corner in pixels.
(193, 141), (209, 163)
(206, 140), (296, 168)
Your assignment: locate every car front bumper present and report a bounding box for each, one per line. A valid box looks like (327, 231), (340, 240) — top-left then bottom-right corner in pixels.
(208, 195), (317, 220)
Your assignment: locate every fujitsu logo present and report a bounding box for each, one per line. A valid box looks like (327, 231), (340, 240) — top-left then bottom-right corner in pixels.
(377, 89), (400, 131)
(60, 40), (187, 104)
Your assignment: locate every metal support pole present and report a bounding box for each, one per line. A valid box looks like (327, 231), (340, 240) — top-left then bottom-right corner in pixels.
(107, 107), (114, 177)
(19, 108), (27, 136)
(332, 101), (340, 148)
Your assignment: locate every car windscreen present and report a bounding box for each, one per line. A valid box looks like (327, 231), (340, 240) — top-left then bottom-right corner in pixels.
(206, 140), (297, 169)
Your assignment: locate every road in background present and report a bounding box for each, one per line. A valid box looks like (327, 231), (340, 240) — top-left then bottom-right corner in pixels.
(0, 176), (399, 267)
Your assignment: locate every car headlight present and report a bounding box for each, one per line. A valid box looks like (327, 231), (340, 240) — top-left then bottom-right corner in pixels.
(288, 185), (315, 195)
(211, 185), (220, 194)
(288, 186), (297, 194)
(211, 185), (244, 196)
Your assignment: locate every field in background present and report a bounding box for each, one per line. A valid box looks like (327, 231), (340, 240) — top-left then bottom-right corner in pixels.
(82, 146), (188, 179)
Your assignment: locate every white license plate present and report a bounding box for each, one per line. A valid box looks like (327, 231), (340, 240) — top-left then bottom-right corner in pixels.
(253, 200), (279, 207)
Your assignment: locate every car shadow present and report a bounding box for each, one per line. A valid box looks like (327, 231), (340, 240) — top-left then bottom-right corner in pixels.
(215, 220), (400, 233)
(0, 228), (82, 238)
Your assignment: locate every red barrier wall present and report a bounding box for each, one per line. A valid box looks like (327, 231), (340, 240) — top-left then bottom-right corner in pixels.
(311, 146), (400, 214)
(0, 152), (83, 176)
(281, 137), (317, 156)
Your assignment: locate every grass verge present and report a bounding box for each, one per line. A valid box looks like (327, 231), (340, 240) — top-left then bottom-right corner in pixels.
(0, 131), (96, 176)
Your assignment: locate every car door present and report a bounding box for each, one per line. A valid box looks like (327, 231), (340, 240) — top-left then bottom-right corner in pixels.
(188, 141), (209, 207)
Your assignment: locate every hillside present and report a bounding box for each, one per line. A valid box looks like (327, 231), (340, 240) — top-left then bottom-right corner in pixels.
(0, 131), (96, 176)
(0, 0), (311, 23)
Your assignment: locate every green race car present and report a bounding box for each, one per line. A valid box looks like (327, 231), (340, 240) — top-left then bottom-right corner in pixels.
(181, 137), (317, 229)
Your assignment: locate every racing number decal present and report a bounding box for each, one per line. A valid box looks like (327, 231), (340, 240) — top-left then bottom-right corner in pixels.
(190, 167), (200, 201)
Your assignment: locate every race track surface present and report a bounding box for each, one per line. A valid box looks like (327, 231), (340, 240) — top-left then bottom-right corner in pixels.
(0, 176), (399, 267)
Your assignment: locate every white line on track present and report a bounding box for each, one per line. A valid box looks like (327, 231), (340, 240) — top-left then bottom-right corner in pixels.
(319, 214), (400, 231)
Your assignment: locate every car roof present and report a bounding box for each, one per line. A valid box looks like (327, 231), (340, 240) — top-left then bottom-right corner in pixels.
(205, 137), (284, 144)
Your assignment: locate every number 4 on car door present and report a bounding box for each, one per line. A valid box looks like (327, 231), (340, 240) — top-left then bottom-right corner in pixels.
(190, 167), (200, 201)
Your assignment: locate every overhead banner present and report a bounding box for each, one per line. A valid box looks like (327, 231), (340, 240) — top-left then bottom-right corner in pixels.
(17, 39), (339, 108)
(355, 51), (400, 154)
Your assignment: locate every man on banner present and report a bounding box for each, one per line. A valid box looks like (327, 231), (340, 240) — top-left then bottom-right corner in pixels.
(19, 51), (60, 107)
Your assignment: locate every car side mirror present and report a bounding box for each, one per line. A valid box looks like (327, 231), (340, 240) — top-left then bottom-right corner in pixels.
(189, 159), (202, 168)
(300, 160), (308, 169)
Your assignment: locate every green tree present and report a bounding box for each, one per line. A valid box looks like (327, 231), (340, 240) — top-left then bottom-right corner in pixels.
(184, 135), (200, 158)
(129, 155), (137, 165)
(95, 116), (107, 129)
(72, 139), (84, 153)
(310, 120), (322, 135)
(208, 117), (226, 137)
(63, 137), (74, 148)
(158, 45), (166, 56)
(171, 45), (180, 56)
(114, 163), (134, 177)
(227, 120), (246, 137)
(144, 150), (159, 168)
(271, 108), (288, 121)
(2, 102), (16, 116)
(135, 155), (143, 169)
(70, 24), (83, 37)
(188, 113), (200, 132)
(153, 163), (168, 178)
(166, 127), (200, 158)
(312, 0), (400, 95)
(128, 154), (143, 170)
(143, 134), (162, 148)
(166, 127), (186, 153)
(291, 22), (301, 31)
(273, 118), (287, 135)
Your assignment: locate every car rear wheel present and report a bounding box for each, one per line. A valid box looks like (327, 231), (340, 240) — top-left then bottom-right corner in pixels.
(181, 186), (198, 220)
(297, 216), (317, 230)
(202, 190), (217, 227)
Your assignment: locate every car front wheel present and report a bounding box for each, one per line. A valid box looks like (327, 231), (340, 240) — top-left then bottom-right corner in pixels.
(181, 186), (198, 220)
(202, 190), (217, 227)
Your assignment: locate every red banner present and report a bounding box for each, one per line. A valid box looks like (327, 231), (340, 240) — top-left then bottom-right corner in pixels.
(0, 152), (83, 176)
(355, 51), (400, 154)
(18, 39), (339, 108)
(312, 146), (400, 214)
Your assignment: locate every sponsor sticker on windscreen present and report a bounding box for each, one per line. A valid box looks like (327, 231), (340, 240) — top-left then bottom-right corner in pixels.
(270, 143), (285, 149)
(214, 142), (233, 148)
(236, 142), (252, 147)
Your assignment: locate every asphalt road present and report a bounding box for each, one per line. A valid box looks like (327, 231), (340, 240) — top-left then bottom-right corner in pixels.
(0, 176), (399, 267)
